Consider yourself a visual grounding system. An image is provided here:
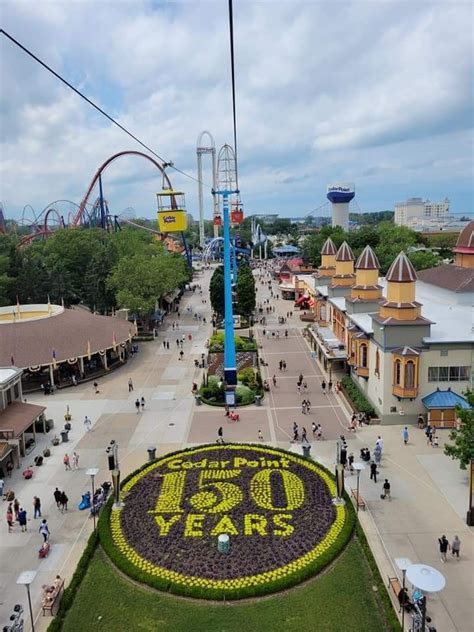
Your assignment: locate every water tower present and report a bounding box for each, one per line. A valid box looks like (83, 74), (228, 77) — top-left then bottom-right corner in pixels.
(327, 182), (355, 231)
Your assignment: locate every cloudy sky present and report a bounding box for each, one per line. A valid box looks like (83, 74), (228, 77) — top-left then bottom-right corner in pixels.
(1, 0), (473, 223)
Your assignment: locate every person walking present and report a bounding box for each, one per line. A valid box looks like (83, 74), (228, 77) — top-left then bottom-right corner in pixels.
(33, 496), (41, 519)
(0, 477), (4, 500)
(321, 379), (326, 394)
(328, 379), (333, 394)
(348, 452), (354, 473)
(316, 424), (323, 440)
(6, 503), (14, 532)
(272, 375), (277, 387)
(140, 397), (145, 412)
(179, 350), (184, 360)
(306, 400), (311, 414)
(166, 341), (170, 350)
(402, 426), (409, 445)
(135, 398), (140, 413)
(13, 497), (20, 520)
(39, 519), (50, 542)
(176, 338), (180, 348)
(301, 427), (307, 442)
(301, 400), (307, 414)
(93, 381), (99, 394)
(438, 535), (450, 562)
(216, 427), (224, 444)
(63, 454), (71, 471)
(72, 452), (79, 470)
(84, 416), (92, 432)
(163, 340), (166, 349)
(258, 429), (264, 441)
(381, 479), (391, 500)
(370, 461), (378, 483)
(128, 377), (133, 392)
(60, 491), (68, 512)
(18, 507), (27, 532)
(312, 421), (317, 437)
(374, 444), (382, 467)
(279, 360), (283, 371)
(53, 488), (62, 508)
(451, 535), (461, 560)
(296, 383), (301, 395)
(292, 423), (299, 443)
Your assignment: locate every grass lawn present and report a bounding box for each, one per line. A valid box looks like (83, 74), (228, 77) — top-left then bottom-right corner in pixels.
(61, 538), (395, 632)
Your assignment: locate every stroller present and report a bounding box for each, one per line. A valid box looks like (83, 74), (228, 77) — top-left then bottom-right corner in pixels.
(79, 492), (91, 510)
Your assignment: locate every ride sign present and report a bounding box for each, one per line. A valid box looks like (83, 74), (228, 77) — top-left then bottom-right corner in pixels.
(110, 444), (347, 597)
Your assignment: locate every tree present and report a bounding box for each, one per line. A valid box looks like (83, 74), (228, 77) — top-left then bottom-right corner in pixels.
(444, 390), (474, 469)
(408, 250), (441, 271)
(209, 266), (225, 317)
(235, 265), (256, 317)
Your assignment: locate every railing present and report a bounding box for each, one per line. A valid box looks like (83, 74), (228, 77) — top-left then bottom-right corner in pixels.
(392, 384), (418, 399)
(356, 366), (369, 378)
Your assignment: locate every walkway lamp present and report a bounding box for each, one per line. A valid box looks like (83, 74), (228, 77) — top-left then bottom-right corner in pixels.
(352, 462), (365, 514)
(86, 467), (100, 531)
(16, 570), (37, 632)
(395, 557), (413, 631)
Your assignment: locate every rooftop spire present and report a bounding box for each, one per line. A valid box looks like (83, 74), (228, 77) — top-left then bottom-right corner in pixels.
(335, 241), (354, 262)
(386, 251), (417, 283)
(321, 237), (337, 256)
(355, 245), (380, 270)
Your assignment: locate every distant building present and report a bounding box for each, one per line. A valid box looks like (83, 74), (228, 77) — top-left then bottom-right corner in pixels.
(394, 197), (449, 227)
(250, 214), (279, 224)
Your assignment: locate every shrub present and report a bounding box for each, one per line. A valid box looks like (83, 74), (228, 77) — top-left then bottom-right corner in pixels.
(237, 367), (255, 386)
(341, 376), (376, 416)
(235, 385), (256, 405)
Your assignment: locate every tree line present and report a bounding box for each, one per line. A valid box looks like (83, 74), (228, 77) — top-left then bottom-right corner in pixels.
(0, 228), (190, 318)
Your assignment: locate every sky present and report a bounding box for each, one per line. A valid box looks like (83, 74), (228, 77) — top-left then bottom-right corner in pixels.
(1, 0), (473, 224)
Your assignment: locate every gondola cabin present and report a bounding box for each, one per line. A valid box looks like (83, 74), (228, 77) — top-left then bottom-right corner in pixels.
(231, 202), (244, 225)
(157, 189), (187, 232)
(214, 215), (222, 227)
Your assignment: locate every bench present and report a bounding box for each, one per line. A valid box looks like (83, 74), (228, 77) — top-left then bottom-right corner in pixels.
(388, 576), (402, 611)
(350, 488), (366, 510)
(42, 579), (65, 615)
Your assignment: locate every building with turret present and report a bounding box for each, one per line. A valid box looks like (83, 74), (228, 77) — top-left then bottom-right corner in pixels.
(295, 227), (473, 425)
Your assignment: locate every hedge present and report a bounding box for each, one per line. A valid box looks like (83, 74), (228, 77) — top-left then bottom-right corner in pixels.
(97, 445), (356, 600)
(341, 376), (376, 417)
(47, 529), (99, 631)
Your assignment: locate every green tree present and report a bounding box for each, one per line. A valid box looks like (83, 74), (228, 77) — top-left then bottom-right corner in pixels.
(444, 390), (474, 469)
(209, 266), (225, 317)
(235, 265), (256, 317)
(408, 250), (441, 271)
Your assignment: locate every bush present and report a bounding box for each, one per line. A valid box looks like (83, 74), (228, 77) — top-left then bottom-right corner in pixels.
(341, 376), (376, 416)
(235, 385), (256, 405)
(209, 333), (257, 353)
(237, 367), (255, 386)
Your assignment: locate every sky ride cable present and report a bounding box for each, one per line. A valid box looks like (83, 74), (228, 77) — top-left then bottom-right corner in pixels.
(227, 0), (239, 190)
(0, 29), (208, 189)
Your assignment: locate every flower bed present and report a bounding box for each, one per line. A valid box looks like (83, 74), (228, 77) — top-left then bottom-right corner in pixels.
(100, 444), (354, 599)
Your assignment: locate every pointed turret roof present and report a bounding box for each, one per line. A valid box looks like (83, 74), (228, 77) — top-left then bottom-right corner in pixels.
(454, 221), (474, 252)
(355, 245), (380, 270)
(386, 251), (417, 282)
(321, 237), (337, 256)
(335, 241), (354, 262)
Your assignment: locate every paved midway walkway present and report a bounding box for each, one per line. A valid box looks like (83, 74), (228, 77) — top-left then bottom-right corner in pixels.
(0, 265), (472, 631)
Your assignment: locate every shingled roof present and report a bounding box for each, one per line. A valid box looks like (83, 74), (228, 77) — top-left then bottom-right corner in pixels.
(335, 241), (355, 262)
(321, 237), (337, 256)
(355, 245), (380, 270)
(386, 252), (417, 283)
(417, 264), (474, 293)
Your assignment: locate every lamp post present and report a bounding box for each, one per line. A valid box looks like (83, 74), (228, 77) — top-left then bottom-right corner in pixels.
(86, 467), (100, 531)
(405, 563), (445, 632)
(395, 557), (413, 631)
(353, 462), (365, 514)
(16, 570), (37, 632)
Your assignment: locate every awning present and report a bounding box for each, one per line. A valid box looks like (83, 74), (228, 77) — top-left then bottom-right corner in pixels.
(0, 402), (46, 439)
(0, 441), (13, 461)
(422, 389), (471, 410)
(295, 295), (310, 305)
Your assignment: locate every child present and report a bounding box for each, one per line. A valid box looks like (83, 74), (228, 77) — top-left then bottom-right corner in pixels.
(258, 429), (264, 441)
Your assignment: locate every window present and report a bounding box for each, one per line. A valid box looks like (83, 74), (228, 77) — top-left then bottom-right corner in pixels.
(428, 366), (471, 382)
(405, 361), (415, 388)
(375, 350), (380, 376)
(360, 344), (368, 368)
(394, 360), (401, 385)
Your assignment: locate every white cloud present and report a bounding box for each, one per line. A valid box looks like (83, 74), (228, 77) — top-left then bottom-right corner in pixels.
(0, 0), (472, 222)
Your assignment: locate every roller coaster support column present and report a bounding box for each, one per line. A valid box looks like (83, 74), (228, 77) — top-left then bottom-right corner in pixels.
(98, 174), (107, 230)
(212, 188), (238, 386)
(232, 238), (238, 283)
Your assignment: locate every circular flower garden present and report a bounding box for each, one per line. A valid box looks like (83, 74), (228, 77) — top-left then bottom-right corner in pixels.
(102, 444), (354, 599)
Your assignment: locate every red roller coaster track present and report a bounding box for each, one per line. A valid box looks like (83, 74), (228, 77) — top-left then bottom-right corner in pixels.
(72, 150), (173, 227)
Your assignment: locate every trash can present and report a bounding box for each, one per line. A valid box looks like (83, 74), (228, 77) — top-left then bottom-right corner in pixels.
(147, 447), (157, 461)
(217, 533), (230, 553)
(302, 444), (311, 458)
(195, 395), (202, 406)
(64, 422), (72, 432)
(60, 430), (69, 443)
(255, 395), (262, 407)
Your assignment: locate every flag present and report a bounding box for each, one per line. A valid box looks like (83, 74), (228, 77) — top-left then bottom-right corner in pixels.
(10, 355), (14, 366)
(112, 332), (117, 352)
(16, 295), (20, 316)
(52, 349), (57, 369)
(87, 340), (91, 360)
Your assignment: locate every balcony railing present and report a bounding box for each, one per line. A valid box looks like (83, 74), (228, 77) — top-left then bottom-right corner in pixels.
(356, 366), (369, 378)
(392, 384), (418, 399)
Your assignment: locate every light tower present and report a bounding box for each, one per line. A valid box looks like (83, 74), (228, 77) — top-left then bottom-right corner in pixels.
(213, 144), (239, 391)
(196, 131), (219, 245)
(327, 182), (355, 231)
